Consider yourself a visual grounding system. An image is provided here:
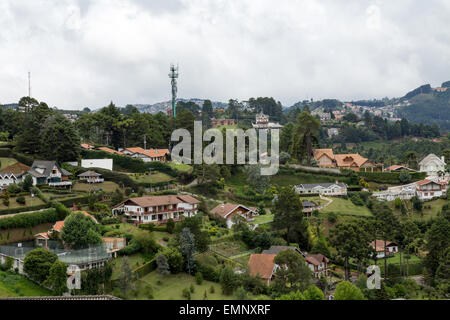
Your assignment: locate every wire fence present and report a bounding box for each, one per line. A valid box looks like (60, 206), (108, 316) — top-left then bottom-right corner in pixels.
(0, 240), (111, 265)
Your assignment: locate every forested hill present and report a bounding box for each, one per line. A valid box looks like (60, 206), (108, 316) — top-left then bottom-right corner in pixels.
(397, 81), (450, 130)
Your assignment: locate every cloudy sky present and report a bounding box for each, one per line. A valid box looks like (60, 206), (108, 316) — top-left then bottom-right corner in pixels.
(1, 0), (450, 109)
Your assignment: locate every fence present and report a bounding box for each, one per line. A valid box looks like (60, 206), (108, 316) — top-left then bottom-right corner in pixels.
(0, 241), (112, 266)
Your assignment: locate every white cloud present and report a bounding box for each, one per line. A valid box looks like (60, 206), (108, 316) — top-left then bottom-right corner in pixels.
(0, 0), (449, 109)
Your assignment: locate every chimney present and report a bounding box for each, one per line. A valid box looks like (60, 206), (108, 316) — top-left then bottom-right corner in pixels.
(335, 180), (339, 184)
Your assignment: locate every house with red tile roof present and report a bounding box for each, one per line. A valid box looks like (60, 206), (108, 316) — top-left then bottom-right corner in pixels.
(210, 203), (257, 228)
(415, 179), (447, 200)
(370, 240), (398, 259)
(121, 147), (170, 162)
(313, 148), (378, 171)
(248, 254), (278, 285)
(112, 195), (200, 225)
(96, 147), (123, 155)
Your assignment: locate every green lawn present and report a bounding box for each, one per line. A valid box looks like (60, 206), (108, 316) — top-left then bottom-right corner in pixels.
(130, 172), (174, 184)
(321, 197), (373, 217)
(168, 162), (193, 173)
(73, 181), (120, 192)
(0, 157), (18, 170)
(0, 270), (52, 297)
(0, 195), (45, 210)
(251, 214), (274, 224)
(389, 198), (447, 221)
(111, 253), (149, 280)
(138, 271), (233, 300)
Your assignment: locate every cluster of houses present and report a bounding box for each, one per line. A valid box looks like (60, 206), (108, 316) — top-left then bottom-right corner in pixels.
(81, 144), (170, 162)
(252, 112), (283, 130)
(0, 159), (107, 192)
(248, 246), (330, 285)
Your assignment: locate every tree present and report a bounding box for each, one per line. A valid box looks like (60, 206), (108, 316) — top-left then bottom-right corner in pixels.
(276, 290), (305, 300)
(40, 116), (81, 162)
(290, 111), (321, 164)
(162, 247), (184, 273)
(219, 266), (237, 295)
(303, 285), (324, 300)
(280, 122), (294, 153)
(272, 249), (312, 294)
(201, 100), (213, 129)
(166, 218), (175, 234)
(272, 187), (310, 249)
(179, 228), (196, 274)
(279, 151), (291, 165)
(23, 248), (58, 283)
(117, 256), (134, 296)
(61, 212), (102, 249)
(400, 218), (420, 276)
(245, 164), (270, 193)
(424, 217), (450, 284)
(334, 281), (366, 300)
(176, 216), (210, 252)
(398, 171), (412, 184)
(133, 229), (159, 255)
(22, 175), (34, 192)
(111, 189), (124, 206)
(44, 260), (68, 295)
(156, 254), (170, 275)
(328, 221), (371, 280)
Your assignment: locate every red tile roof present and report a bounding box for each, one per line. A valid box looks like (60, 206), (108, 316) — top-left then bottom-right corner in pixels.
(116, 195), (199, 208)
(248, 254), (276, 280)
(97, 147), (123, 155)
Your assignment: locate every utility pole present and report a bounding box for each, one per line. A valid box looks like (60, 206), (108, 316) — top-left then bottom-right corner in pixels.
(168, 64), (179, 118)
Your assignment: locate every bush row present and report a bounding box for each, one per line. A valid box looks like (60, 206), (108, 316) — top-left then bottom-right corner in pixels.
(132, 258), (157, 279)
(0, 203), (50, 216)
(358, 172), (427, 184)
(0, 204), (70, 230)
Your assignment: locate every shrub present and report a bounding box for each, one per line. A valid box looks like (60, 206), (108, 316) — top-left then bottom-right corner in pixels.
(327, 212), (338, 223)
(16, 196), (26, 205)
(182, 287), (191, 300)
(195, 272), (203, 285)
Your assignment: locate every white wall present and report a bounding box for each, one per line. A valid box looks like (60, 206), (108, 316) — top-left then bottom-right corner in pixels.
(81, 159), (113, 171)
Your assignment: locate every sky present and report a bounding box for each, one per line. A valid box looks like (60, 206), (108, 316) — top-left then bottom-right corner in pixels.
(1, 0), (450, 109)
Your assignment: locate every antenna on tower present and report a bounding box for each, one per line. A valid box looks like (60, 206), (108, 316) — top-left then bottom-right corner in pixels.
(168, 64), (179, 118)
(28, 72), (31, 97)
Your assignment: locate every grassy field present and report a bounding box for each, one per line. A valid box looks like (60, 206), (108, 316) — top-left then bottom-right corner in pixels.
(73, 181), (120, 192)
(0, 223), (53, 245)
(0, 195), (45, 210)
(139, 271), (234, 300)
(111, 253), (149, 280)
(130, 172), (174, 184)
(0, 157), (18, 170)
(0, 270), (52, 297)
(251, 214), (274, 224)
(389, 198), (447, 221)
(168, 162), (193, 173)
(321, 197), (373, 217)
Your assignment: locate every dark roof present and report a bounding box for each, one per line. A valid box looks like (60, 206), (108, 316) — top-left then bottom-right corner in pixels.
(296, 182), (347, 189)
(262, 246), (303, 255)
(78, 170), (102, 177)
(29, 160), (70, 177)
(305, 253), (329, 266)
(302, 200), (318, 207)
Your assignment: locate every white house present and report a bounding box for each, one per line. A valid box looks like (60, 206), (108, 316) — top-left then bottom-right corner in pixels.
(0, 173), (19, 190)
(419, 154), (446, 177)
(81, 159), (113, 171)
(121, 147), (169, 162)
(210, 203), (258, 229)
(78, 170), (104, 183)
(294, 182), (348, 196)
(416, 179), (447, 200)
(112, 195), (199, 225)
(371, 240), (399, 259)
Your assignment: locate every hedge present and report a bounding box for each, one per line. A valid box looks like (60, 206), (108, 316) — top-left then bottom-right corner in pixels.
(133, 258), (157, 279)
(0, 147), (34, 166)
(358, 172), (426, 184)
(0, 204), (70, 230)
(0, 203), (50, 216)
